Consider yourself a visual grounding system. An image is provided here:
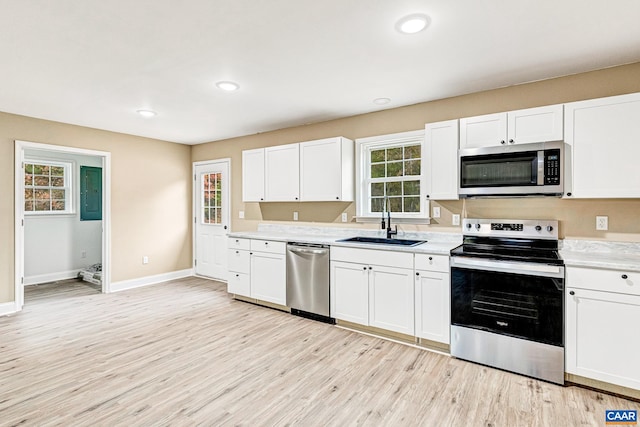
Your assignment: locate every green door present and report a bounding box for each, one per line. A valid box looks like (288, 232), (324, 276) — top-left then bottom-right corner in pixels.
(80, 166), (102, 221)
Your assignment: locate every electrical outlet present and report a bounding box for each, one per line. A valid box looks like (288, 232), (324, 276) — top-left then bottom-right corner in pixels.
(341, 212), (348, 223)
(293, 211), (299, 221)
(143, 256), (149, 264)
(432, 207), (441, 218)
(238, 210), (245, 219)
(596, 216), (608, 231)
(81, 251), (87, 259)
(452, 214), (461, 226)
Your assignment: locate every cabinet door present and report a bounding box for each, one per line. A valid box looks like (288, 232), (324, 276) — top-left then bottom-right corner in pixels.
(507, 104), (563, 145)
(459, 113), (507, 148)
(330, 261), (369, 325)
(369, 265), (414, 335)
(564, 93), (640, 198)
(300, 137), (353, 201)
(227, 272), (250, 297)
(415, 270), (450, 344)
(250, 252), (286, 305)
(242, 148), (265, 202)
(265, 143), (300, 201)
(425, 119), (459, 200)
(566, 287), (640, 390)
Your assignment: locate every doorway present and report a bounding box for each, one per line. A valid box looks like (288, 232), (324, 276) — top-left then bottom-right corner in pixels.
(14, 140), (111, 310)
(193, 159), (231, 281)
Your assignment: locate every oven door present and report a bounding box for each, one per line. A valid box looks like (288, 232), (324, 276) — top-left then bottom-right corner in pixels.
(450, 257), (564, 347)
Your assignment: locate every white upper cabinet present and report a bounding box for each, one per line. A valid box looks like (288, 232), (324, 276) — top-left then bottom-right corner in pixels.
(564, 92), (640, 198)
(425, 119), (459, 200)
(460, 112), (507, 148)
(460, 105), (563, 148)
(265, 143), (300, 201)
(507, 104), (563, 145)
(299, 137), (354, 201)
(242, 148), (265, 202)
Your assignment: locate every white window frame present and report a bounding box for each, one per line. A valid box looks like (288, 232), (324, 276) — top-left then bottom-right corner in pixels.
(355, 129), (430, 222)
(23, 158), (74, 215)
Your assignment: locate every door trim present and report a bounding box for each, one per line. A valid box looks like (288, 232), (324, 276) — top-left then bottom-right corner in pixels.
(192, 158), (232, 280)
(14, 140), (112, 311)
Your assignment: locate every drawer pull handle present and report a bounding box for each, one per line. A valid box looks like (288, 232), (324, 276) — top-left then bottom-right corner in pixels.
(569, 291), (575, 296)
(622, 274), (628, 279)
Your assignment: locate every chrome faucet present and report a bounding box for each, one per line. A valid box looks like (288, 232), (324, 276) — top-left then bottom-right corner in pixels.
(381, 196), (398, 239)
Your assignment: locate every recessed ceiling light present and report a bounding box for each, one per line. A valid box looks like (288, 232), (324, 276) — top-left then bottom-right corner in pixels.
(136, 109), (157, 117)
(216, 81), (240, 91)
(396, 13), (431, 34)
(373, 98), (391, 105)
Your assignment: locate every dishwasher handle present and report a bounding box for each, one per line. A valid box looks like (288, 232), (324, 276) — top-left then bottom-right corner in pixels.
(288, 246), (329, 255)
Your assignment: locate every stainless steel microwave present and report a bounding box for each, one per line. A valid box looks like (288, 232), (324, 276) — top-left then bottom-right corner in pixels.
(458, 141), (563, 197)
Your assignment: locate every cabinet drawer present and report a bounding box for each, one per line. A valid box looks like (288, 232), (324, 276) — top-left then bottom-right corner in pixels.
(228, 249), (250, 274)
(415, 253), (449, 272)
(228, 237), (251, 251)
(250, 239), (286, 255)
(567, 266), (639, 296)
(227, 272), (250, 297)
(331, 246), (413, 269)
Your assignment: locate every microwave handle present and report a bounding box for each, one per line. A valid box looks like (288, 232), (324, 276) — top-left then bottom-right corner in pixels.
(537, 150), (544, 185)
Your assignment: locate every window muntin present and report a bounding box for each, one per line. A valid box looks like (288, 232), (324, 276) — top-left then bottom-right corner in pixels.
(368, 143), (422, 214)
(356, 130), (428, 220)
(24, 160), (72, 214)
(202, 172), (223, 224)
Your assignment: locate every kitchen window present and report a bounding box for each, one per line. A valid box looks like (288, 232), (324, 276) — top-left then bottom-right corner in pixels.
(355, 130), (429, 221)
(24, 160), (73, 214)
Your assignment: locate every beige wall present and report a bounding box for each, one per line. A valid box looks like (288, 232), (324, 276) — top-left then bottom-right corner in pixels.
(0, 112), (192, 303)
(192, 62), (640, 241)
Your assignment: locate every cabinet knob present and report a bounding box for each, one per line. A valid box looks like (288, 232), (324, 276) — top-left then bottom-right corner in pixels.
(500, 140), (506, 145)
(235, 250), (239, 254)
(235, 239), (239, 243)
(235, 274), (239, 278)
(569, 291), (575, 296)
(509, 139), (515, 144)
(336, 196), (339, 200)
(416, 272), (420, 276)
(426, 194), (430, 199)
(295, 197), (299, 200)
(368, 266), (372, 270)
(260, 198), (264, 201)
(363, 266), (367, 270)
(429, 256), (433, 261)
(622, 274), (629, 280)
(566, 192), (572, 197)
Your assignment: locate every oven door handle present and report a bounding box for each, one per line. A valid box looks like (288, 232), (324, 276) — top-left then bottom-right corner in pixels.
(450, 257), (565, 279)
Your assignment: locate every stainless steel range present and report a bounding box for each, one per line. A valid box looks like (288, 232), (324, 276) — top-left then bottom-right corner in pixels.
(450, 218), (565, 384)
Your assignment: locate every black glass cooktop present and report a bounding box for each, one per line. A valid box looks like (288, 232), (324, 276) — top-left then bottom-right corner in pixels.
(450, 236), (563, 265)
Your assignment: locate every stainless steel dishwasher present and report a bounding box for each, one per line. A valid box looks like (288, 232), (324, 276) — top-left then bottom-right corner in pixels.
(286, 242), (334, 324)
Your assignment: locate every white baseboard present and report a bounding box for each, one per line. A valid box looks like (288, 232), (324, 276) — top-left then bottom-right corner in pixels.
(24, 270), (81, 286)
(0, 301), (19, 316)
(109, 269), (194, 293)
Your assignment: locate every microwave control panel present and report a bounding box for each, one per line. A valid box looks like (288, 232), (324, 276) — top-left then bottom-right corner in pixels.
(544, 149), (561, 185)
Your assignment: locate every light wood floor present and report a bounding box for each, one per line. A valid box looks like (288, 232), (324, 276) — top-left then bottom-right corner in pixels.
(1, 277), (638, 426)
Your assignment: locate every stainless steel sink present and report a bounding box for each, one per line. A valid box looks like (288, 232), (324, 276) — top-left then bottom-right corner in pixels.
(338, 236), (427, 246)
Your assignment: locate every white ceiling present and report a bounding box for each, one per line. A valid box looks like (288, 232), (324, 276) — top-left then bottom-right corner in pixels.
(2, 1), (640, 145)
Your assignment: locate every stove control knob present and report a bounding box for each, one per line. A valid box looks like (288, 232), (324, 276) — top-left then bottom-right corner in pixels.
(466, 223), (472, 229)
(535, 225), (542, 231)
(475, 224), (481, 230)
(546, 225), (554, 232)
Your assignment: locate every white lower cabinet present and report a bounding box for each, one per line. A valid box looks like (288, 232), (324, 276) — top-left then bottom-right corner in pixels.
(414, 253), (450, 345)
(415, 270), (450, 344)
(565, 266), (640, 390)
(330, 247), (414, 335)
(331, 261), (369, 325)
(369, 265), (414, 335)
(226, 238), (286, 306)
